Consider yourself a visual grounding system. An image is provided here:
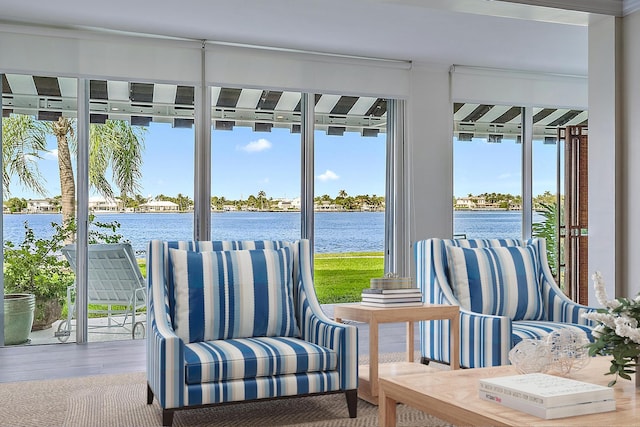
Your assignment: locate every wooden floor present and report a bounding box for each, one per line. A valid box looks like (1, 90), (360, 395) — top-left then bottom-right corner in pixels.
(0, 305), (421, 383)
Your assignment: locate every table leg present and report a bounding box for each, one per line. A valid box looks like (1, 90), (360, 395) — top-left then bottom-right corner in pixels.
(406, 321), (414, 362)
(449, 313), (460, 369)
(378, 385), (397, 427)
(370, 319), (379, 397)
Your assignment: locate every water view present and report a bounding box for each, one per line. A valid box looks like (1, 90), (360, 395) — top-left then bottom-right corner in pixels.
(2, 210), (542, 256)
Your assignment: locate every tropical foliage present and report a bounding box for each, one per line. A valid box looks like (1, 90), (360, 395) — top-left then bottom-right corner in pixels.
(2, 114), (146, 224)
(3, 221), (74, 303)
(531, 202), (560, 277)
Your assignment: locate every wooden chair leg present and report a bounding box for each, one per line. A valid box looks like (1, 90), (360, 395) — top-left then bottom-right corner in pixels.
(162, 409), (174, 427)
(345, 389), (357, 418)
(147, 383), (154, 404)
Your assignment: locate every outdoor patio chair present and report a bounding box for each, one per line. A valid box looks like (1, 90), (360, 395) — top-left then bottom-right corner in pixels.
(58, 243), (146, 341)
(416, 237), (596, 368)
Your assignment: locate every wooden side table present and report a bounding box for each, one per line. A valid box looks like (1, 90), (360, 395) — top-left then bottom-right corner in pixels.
(333, 303), (459, 405)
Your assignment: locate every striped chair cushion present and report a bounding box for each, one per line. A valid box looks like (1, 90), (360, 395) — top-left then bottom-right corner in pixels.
(170, 247), (299, 343)
(183, 336), (337, 384)
(512, 321), (594, 346)
(446, 245), (544, 321)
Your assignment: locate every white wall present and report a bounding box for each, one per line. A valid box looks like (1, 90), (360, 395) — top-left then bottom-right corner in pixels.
(622, 10), (640, 297)
(408, 63), (453, 243)
(588, 16), (622, 302)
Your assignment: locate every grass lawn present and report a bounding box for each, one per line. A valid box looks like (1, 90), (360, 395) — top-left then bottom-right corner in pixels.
(313, 252), (384, 304)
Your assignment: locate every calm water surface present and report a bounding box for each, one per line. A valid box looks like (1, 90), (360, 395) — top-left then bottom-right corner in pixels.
(3, 210), (540, 255)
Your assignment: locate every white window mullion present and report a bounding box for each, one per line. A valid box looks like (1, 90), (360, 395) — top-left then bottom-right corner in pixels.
(522, 106), (533, 239)
(76, 78), (90, 343)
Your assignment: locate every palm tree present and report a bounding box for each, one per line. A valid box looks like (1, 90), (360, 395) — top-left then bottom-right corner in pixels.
(51, 117), (76, 225)
(257, 190), (266, 211)
(2, 115), (49, 197)
(2, 114), (146, 225)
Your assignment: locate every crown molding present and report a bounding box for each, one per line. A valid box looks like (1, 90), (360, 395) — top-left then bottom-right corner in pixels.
(500, 0), (622, 16)
(624, 0), (640, 14)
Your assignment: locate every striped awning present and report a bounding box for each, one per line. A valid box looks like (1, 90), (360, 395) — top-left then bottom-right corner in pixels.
(1, 74), (387, 136)
(1, 75), (587, 139)
(454, 102), (588, 141)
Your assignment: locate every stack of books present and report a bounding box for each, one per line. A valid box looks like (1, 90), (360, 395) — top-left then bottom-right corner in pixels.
(361, 275), (422, 307)
(479, 373), (615, 419)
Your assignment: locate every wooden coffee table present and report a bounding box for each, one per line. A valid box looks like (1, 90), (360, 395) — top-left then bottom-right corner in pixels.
(378, 356), (640, 426)
(333, 303), (459, 404)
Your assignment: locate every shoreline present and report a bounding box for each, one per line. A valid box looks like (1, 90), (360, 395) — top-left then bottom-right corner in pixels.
(4, 209), (386, 215)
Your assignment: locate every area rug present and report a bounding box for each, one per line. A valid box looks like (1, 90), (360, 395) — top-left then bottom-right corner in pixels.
(0, 352), (452, 427)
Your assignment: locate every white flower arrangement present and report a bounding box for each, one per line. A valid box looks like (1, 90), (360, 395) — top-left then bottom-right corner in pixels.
(583, 271), (640, 385)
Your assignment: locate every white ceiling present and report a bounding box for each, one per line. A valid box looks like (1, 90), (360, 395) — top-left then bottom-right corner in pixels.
(0, 0), (603, 75)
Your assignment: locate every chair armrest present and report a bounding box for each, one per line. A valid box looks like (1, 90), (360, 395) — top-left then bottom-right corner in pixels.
(147, 286), (185, 409)
(459, 309), (512, 367)
(540, 275), (597, 326)
(297, 296), (358, 391)
(293, 239), (357, 391)
(146, 240), (185, 409)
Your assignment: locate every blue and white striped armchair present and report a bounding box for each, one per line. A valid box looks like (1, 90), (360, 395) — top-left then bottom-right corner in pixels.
(146, 239), (358, 426)
(416, 238), (595, 369)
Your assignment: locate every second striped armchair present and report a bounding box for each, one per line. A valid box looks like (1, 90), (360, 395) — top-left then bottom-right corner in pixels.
(416, 237), (595, 369)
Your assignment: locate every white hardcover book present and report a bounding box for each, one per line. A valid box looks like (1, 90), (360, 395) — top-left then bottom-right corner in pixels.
(479, 390), (616, 419)
(362, 295), (422, 304)
(361, 288), (421, 295)
(479, 373), (614, 408)
(360, 301), (424, 308)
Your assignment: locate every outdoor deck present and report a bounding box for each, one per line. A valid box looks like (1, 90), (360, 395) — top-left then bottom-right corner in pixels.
(0, 304), (421, 383)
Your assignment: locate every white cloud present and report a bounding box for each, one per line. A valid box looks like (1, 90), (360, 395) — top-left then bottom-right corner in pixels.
(239, 138), (272, 153)
(318, 170), (339, 181)
(45, 149), (59, 160)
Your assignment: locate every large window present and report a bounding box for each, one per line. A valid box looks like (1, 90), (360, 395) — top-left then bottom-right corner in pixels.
(210, 86), (302, 240)
(2, 73), (79, 345)
(1, 75), (196, 345)
(2, 77), (399, 346)
(453, 103), (523, 239)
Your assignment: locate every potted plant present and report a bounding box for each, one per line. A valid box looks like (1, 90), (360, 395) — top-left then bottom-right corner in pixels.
(4, 221), (75, 332)
(3, 293), (36, 345)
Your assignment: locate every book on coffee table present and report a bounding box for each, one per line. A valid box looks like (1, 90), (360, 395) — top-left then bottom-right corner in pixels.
(360, 301), (424, 308)
(480, 389), (615, 419)
(361, 290), (422, 304)
(479, 373), (615, 419)
(362, 288), (421, 295)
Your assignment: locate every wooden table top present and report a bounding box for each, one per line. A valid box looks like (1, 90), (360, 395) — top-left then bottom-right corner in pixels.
(379, 356), (640, 426)
(333, 303), (459, 323)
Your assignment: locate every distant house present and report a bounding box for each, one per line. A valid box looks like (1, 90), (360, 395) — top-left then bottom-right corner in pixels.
(140, 200), (179, 212)
(26, 199), (56, 213)
(314, 201), (343, 211)
(89, 196), (120, 212)
(455, 196), (488, 210)
(275, 197), (301, 210)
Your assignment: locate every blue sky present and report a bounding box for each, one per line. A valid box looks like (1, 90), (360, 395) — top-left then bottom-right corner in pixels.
(9, 123), (387, 201)
(454, 137), (560, 198)
(7, 124), (559, 200)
